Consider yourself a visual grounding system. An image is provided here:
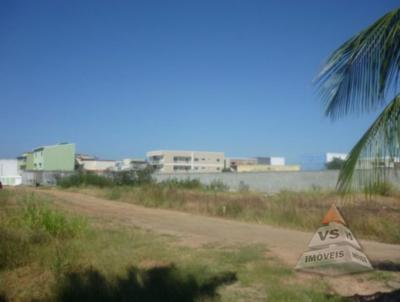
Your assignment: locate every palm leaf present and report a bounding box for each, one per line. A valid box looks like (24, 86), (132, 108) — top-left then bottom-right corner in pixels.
(316, 8), (400, 119)
(337, 94), (400, 193)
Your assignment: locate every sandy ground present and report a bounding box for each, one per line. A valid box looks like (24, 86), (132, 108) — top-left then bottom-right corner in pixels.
(31, 188), (400, 297)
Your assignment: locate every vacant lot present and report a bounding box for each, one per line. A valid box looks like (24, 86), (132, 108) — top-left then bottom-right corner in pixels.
(66, 183), (400, 244)
(0, 189), (344, 302)
(2, 188), (400, 301)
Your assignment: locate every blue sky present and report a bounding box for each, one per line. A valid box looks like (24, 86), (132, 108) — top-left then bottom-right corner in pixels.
(1, 1), (399, 163)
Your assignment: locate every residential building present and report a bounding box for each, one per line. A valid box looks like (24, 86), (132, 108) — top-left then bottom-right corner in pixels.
(18, 152), (33, 170)
(31, 143), (75, 171)
(147, 150), (224, 173)
(19, 143), (75, 171)
(0, 159), (22, 186)
(79, 159), (116, 172)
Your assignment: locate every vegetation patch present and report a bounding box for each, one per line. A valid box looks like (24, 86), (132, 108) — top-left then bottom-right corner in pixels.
(72, 185), (400, 244)
(0, 189), (349, 301)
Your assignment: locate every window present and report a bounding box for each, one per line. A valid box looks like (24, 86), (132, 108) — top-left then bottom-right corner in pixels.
(216, 158), (220, 162)
(194, 158), (199, 161)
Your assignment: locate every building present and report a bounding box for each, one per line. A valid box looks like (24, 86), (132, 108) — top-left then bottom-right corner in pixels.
(79, 159), (116, 172)
(18, 152), (34, 170)
(19, 143), (75, 171)
(229, 156), (287, 171)
(115, 158), (147, 171)
(229, 157), (257, 170)
(255, 157), (285, 166)
(0, 159), (22, 186)
(147, 150), (224, 173)
(326, 153), (348, 163)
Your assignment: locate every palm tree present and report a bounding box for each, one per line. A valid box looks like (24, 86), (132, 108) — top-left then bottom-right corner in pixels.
(316, 8), (400, 193)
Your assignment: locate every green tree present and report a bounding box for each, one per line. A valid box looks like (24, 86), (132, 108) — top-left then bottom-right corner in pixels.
(316, 8), (400, 192)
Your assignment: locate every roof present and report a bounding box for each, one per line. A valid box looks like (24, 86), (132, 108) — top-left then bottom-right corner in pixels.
(32, 143), (74, 152)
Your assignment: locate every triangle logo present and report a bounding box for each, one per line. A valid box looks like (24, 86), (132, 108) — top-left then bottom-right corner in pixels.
(295, 204), (373, 275)
(322, 204), (346, 225)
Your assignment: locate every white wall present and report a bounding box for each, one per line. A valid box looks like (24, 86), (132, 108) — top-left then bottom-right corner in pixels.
(0, 159), (21, 186)
(270, 157), (285, 166)
(0, 159), (19, 176)
(326, 153), (347, 163)
(82, 160), (116, 171)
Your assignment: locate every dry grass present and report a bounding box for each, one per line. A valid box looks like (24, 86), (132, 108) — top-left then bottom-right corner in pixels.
(0, 189), (348, 302)
(71, 185), (400, 244)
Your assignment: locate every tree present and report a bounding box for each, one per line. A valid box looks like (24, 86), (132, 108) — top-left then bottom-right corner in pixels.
(325, 157), (346, 170)
(316, 8), (400, 192)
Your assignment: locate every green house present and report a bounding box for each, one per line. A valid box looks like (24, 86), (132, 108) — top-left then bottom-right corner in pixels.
(29, 143), (75, 171)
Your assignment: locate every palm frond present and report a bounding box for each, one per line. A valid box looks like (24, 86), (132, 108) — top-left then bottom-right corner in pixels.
(337, 94), (400, 193)
(316, 8), (400, 119)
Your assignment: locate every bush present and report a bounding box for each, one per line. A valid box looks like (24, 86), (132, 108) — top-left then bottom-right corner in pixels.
(205, 180), (229, 192)
(58, 167), (155, 188)
(160, 179), (203, 190)
(364, 180), (397, 196)
(59, 173), (113, 188)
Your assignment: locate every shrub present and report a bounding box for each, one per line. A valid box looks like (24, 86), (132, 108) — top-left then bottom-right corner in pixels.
(364, 180), (397, 196)
(160, 179), (203, 190)
(205, 180), (229, 192)
(58, 173), (113, 188)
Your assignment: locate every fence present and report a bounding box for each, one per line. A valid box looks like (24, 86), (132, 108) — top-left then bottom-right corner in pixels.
(21, 171), (75, 186)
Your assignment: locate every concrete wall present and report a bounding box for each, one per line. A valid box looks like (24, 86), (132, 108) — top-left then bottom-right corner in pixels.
(0, 159), (19, 176)
(155, 170), (400, 193)
(0, 159), (21, 186)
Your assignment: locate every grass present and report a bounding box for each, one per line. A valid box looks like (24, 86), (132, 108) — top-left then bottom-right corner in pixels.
(0, 189), (351, 302)
(69, 184), (400, 244)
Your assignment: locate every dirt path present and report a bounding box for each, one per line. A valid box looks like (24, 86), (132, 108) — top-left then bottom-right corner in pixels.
(35, 188), (400, 267)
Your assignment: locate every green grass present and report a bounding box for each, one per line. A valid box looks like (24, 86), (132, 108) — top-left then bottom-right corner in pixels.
(0, 189), (349, 301)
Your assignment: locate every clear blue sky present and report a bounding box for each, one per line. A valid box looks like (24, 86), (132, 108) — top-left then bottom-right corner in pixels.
(1, 1), (398, 163)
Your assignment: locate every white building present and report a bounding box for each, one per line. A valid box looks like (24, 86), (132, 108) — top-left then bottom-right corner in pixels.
(0, 159), (22, 186)
(79, 159), (116, 172)
(115, 158), (147, 171)
(326, 153), (348, 163)
(147, 150), (225, 173)
(255, 157), (285, 166)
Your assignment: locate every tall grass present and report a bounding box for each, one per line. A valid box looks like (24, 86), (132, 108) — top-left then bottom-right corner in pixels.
(82, 185), (400, 244)
(22, 194), (87, 238)
(0, 192), (87, 271)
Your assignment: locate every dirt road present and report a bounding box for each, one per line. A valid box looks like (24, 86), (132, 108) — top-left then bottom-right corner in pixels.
(36, 189), (400, 267)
